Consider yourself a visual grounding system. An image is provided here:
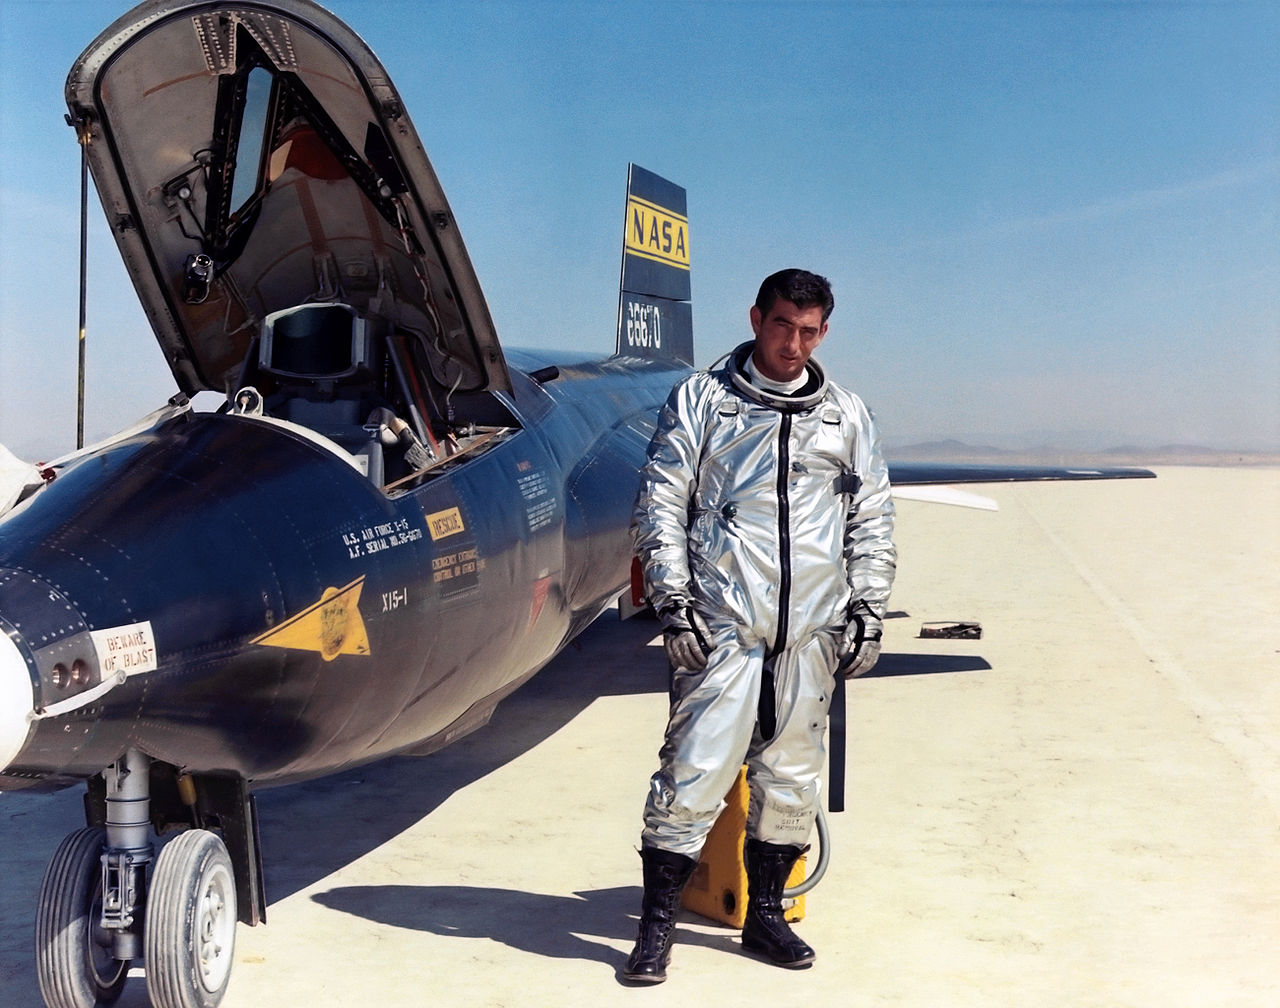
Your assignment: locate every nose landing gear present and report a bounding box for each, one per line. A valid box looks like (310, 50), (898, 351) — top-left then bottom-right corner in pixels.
(33, 750), (238, 1008)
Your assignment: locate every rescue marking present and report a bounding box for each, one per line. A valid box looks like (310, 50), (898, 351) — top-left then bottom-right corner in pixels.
(624, 194), (690, 270)
(426, 507), (466, 541)
(252, 577), (370, 661)
(90, 621), (157, 678)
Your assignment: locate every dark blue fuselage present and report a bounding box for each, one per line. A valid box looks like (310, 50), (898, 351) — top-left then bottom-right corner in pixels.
(0, 352), (687, 791)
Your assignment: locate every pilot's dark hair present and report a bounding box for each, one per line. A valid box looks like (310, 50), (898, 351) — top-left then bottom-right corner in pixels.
(755, 269), (834, 322)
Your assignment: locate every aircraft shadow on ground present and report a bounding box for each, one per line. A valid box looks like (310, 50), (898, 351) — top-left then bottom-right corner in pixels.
(862, 652), (992, 678)
(0, 615), (990, 1000)
(0, 611), (991, 941)
(312, 882), (739, 972)
(253, 613), (669, 904)
(865, 611), (992, 678)
(296, 625), (991, 969)
(253, 615), (989, 904)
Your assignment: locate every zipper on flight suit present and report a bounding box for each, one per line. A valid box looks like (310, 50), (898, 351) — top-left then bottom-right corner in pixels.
(757, 410), (792, 742)
(771, 411), (793, 658)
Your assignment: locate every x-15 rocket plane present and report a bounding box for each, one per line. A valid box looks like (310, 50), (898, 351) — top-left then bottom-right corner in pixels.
(0, 2), (1152, 1006)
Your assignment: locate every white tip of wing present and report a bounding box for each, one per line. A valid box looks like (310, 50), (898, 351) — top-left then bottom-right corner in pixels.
(891, 486), (1000, 511)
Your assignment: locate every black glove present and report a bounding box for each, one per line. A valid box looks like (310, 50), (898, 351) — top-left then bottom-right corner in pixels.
(659, 604), (712, 670)
(837, 602), (883, 678)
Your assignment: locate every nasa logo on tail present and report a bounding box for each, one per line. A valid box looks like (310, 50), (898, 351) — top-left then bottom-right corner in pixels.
(617, 164), (694, 366)
(625, 194), (688, 272)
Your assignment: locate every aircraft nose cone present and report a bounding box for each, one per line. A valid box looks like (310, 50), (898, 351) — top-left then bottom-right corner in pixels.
(0, 631), (33, 773)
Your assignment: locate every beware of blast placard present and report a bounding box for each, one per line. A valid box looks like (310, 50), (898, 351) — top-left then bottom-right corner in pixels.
(90, 621), (158, 677)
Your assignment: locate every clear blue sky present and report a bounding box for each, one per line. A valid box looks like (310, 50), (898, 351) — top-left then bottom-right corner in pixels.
(2, 0), (1276, 458)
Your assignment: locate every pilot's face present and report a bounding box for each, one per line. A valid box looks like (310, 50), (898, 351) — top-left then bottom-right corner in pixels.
(749, 298), (827, 384)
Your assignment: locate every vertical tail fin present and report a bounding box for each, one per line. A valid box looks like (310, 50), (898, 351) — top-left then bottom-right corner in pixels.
(615, 164), (694, 365)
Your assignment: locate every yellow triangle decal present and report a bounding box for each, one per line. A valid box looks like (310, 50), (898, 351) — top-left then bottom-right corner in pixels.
(252, 577), (370, 661)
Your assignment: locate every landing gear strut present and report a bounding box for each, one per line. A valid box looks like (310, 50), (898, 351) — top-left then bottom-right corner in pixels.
(33, 749), (238, 1008)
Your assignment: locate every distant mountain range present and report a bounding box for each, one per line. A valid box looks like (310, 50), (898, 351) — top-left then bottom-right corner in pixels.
(885, 439), (1280, 467)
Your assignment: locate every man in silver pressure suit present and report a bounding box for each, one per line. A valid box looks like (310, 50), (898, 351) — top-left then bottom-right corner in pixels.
(623, 269), (897, 983)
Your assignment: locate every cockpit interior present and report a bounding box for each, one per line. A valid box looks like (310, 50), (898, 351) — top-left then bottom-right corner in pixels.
(227, 300), (517, 494)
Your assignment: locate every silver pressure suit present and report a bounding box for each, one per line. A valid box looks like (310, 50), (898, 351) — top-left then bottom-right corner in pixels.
(632, 343), (896, 857)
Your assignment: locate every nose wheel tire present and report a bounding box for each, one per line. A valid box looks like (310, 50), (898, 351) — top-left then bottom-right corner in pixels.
(145, 829), (238, 1008)
(35, 827), (131, 1008)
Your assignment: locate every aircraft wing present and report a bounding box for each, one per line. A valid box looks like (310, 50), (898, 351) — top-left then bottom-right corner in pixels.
(888, 461), (1156, 486)
(887, 461), (1155, 510)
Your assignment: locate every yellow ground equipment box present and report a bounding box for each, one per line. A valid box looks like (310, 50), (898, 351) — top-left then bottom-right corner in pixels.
(681, 767), (805, 928)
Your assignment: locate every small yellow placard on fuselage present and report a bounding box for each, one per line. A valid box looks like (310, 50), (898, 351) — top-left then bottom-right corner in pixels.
(426, 506), (466, 540)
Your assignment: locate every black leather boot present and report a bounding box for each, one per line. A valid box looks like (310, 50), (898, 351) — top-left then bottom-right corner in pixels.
(621, 846), (698, 984)
(741, 839), (816, 968)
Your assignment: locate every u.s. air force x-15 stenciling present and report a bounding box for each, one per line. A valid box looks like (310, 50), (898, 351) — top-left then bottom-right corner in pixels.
(343, 517), (425, 559)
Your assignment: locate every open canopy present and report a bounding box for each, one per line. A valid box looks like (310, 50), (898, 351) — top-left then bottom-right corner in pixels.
(65, 0), (509, 398)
